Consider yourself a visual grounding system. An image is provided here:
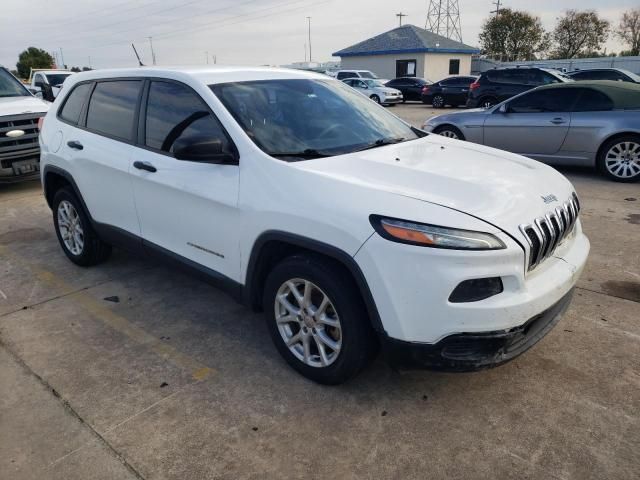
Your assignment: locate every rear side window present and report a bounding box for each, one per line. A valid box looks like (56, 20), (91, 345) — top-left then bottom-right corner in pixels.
(59, 83), (92, 125)
(336, 72), (353, 80)
(144, 81), (234, 157)
(86, 80), (142, 141)
(508, 89), (580, 113)
(573, 88), (614, 112)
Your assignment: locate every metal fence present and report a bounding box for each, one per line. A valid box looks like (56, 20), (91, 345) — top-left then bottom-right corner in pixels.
(472, 56), (640, 75)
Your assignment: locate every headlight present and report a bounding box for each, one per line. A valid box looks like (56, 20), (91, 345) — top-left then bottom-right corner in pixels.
(370, 215), (506, 250)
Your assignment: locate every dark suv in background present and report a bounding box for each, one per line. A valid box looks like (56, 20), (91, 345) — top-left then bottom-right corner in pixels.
(567, 68), (640, 84)
(467, 67), (571, 108)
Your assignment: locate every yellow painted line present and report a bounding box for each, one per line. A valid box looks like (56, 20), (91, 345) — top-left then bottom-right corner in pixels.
(0, 244), (214, 381)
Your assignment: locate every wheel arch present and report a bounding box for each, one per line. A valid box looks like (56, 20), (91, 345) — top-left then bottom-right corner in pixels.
(43, 165), (88, 213)
(433, 123), (465, 140)
(596, 131), (640, 162)
(244, 231), (385, 334)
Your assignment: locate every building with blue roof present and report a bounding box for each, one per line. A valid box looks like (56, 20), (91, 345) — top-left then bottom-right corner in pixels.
(333, 24), (480, 81)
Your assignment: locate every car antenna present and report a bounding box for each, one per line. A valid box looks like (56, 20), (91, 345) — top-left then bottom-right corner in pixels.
(131, 43), (144, 67)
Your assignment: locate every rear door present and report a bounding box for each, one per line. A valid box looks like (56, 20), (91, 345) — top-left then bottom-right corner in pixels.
(63, 79), (142, 235)
(483, 88), (580, 156)
(130, 79), (240, 277)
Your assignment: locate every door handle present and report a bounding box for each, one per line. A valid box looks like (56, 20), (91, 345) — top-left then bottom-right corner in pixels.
(67, 140), (83, 150)
(133, 161), (157, 173)
(550, 118), (566, 125)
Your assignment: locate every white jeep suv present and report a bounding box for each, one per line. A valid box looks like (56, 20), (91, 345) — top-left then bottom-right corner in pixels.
(40, 67), (589, 384)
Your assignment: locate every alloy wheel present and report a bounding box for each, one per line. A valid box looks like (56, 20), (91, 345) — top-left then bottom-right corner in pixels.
(438, 129), (459, 139)
(274, 278), (342, 368)
(433, 95), (445, 108)
(605, 141), (640, 179)
(57, 200), (84, 255)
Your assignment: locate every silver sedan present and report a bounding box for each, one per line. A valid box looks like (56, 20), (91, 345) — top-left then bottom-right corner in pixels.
(422, 81), (640, 182)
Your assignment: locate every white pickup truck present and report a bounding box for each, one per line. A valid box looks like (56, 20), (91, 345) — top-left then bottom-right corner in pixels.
(28, 69), (74, 101)
(0, 66), (49, 182)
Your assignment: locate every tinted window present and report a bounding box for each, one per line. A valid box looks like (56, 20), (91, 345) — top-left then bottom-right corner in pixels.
(573, 88), (614, 112)
(440, 78), (457, 86)
(86, 81), (142, 141)
(449, 59), (460, 75)
(487, 69), (528, 84)
(508, 89), (580, 113)
(386, 79), (401, 86)
(59, 83), (92, 124)
(336, 72), (352, 80)
(145, 81), (233, 157)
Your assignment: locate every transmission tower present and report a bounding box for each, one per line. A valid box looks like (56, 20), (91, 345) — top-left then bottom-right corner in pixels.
(425, 0), (463, 43)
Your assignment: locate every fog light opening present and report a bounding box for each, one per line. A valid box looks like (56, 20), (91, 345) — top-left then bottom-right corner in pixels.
(448, 277), (503, 303)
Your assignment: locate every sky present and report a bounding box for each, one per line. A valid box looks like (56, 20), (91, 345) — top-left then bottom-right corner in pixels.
(1, 0), (636, 70)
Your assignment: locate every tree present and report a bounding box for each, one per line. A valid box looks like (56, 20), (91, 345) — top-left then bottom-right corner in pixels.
(479, 9), (549, 61)
(15, 47), (55, 79)
(551, 10), (609, 59)
(616, 9), (640, 56)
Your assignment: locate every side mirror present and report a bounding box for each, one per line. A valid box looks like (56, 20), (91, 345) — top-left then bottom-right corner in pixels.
(173, 136), (237, 164)
(498, 103), (508, 114)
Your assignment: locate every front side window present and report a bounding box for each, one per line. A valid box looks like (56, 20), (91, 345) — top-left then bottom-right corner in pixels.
(59, 83), (92, 124)
(86, 80), (142, 141)
(145, 81), (234, 157)
(0, 68), (29, 97)
(508, 89), (580, 113)
(336, 72), (352, 80)
(211, 79), (420, 160)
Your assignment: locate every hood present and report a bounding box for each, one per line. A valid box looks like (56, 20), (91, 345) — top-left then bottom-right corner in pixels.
(0, 96), (50, 116)
(295, 135), (575, 240)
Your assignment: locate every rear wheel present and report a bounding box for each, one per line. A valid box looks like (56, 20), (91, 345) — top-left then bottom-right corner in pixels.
(432, 94), (445, 108)
(597, 135), (640, 182)
(263, 255), (376, 384)
(433, 125), (465, 141)
(480, 97), (497, 108)
(52, 188), (112, 266)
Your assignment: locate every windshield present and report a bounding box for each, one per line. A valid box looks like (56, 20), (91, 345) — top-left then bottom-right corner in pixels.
(210, 79), (420, 159)
(45, 73), (71, 86)
(364, 79), (384, 88)
(359, 71), (377, 79)
(0, 68), (30, 97)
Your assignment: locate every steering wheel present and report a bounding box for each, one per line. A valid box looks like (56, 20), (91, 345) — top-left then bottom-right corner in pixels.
(316, 123), (342, 139)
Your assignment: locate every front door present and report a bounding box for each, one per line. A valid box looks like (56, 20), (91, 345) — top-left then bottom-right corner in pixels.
(130, 80), (240, 278)
(483, 88), (579, 156)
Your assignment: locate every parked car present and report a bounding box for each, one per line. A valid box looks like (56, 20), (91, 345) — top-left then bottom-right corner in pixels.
(28, 69), (74, 101)
(335, 69), (379, 81)
(40, 67), (589, 383)
(467, 67), (572, 108)
(423, 81), (640, 182)
(0, 66), (49, 183)
(567, 68), (640, 84)
(342, 78), (403, 105)
(421, 76), (477, 108)
(385, 77), (431, 102)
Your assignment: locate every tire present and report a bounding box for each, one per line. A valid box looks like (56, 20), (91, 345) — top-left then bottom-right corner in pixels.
(432, 94), (445, 108)
(597, 135), (640, 182)
(263, 254), (377, 384)
(480, 97), (497, 108)
(433, 125), (465, 141)
(370, 94), (380, 104)
(52, 187), (112, 266)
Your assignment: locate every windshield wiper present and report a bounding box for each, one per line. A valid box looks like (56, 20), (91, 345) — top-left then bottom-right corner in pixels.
(270, 148), (333, 160)
(352, 137), (406, 152)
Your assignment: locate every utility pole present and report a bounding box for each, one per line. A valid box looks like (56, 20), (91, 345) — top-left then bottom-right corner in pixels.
(491, 0), (502, 16)
(148, 36), (157, 65)
(59, 47), (66, 69)
(396, 12), (407, 27)
(306, 17), (312, 63)
(304, 43), (307, 62)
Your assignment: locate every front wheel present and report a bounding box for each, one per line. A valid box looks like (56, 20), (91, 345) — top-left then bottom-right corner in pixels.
(433, 125), (465, 141)
(263, 255), (377, 384)
(370, 94), (380, 104)
(597, 135), (640, 182)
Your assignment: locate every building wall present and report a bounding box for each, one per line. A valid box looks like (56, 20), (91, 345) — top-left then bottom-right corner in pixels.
(339, 53), (427, 79)
(339, 52), (473, 80)
(424, 53), (472, 81)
